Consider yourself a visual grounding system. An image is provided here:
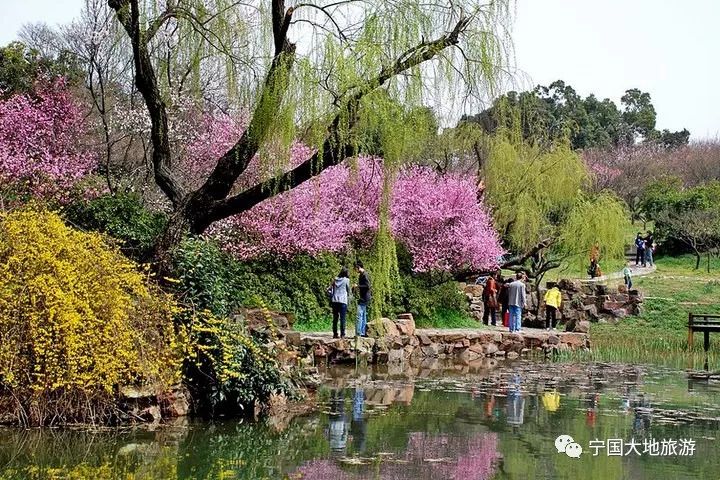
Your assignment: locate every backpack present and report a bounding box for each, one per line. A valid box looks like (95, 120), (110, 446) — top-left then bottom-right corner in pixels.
(326, 283), (334, 300)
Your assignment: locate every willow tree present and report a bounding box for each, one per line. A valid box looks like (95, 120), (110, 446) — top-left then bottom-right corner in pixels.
(106, 0), (512, 272)
(484, 132), (629, 292)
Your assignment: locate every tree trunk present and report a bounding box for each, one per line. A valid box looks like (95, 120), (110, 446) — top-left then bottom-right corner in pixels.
(109, 0), (476, 272)
(694, 249), (701, 270)
(708, 252), (711, 274)
(154, 209), (194, 278)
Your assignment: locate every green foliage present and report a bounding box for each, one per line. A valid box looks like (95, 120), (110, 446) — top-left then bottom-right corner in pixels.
(590, 255), (720, 365)
(387, 243), (470, 324)
(484, 132), (629, 281)
(558, 193), (630, 271)
(173, 238), (343, 322)
(484, 136), (586, 251)
(63, 193), (167, 262)
(621, 88), (657, 140)
(0, 41), (82, 96)
(640, 180), (720, 263)
(395, 276), (470, 325)
(174, 238), (468, 330)
(181, 310), (295, 417)
(639, 176), (685, 220)
(463, 80), (688, 149)
(173, 241), (301, 416)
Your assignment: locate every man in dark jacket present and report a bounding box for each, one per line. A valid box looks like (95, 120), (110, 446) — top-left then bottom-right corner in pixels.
(635, 233), (646, 267)
(354, 261), (372, 337)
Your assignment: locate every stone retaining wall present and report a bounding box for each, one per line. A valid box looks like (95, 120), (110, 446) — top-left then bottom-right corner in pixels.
(284, 314), (589, 365)
(459, 278), (644, 331)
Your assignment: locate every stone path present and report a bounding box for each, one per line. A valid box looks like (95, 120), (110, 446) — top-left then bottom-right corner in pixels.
(294, 325), (564, 340)
(583, 261), (656, 283)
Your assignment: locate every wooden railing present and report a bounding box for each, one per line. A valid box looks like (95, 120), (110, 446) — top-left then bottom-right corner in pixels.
(688, 313), (720, 351)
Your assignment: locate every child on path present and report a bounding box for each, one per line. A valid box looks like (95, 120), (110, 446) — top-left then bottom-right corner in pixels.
(623, 265), (633, 289)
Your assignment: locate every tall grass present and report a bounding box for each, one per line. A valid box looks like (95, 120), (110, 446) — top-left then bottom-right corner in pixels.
(583, 254), (720, 368)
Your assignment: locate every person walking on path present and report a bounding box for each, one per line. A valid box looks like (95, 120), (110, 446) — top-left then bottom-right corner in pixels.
(644, 231), (654, 266)
(543, 282), (562, 331)
(330, 267), (352, 338)
(623, 265), (633, 289)
(354, 261), (371, 337)
(482, 270), (500, 326)
(498, 277), (510, 327)
(635, 233), (646, 267)
(507, 272), (526, 333)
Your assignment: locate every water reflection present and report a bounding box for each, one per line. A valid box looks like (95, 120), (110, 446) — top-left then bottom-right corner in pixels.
(2, 360), (720, 479)
(328, 389), (348, 456)
(350, 388), (366, 453)
(506, 374), (524, 430)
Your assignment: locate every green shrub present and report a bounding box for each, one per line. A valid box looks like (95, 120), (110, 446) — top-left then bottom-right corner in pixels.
(173, 238), (469, 329)
(182, 310), (296, 417)
(393, 273), (470, 323)
(63, 193), (166, 261)
(172, 241), (301, 416)
(391, 243), (470, 323)
(173, 238), (344, 323)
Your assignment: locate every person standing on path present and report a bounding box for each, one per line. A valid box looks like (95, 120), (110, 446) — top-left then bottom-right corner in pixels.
(635, 233), (646, 267)
(623, 265), (633, 289)
(498, 277), (511, 326)
(543, 282), (562, 331)
(644, 231), (655, 266)
(354, 261), (371, 337)
(330, 267), (352, 338)
(482, 270), (500, 326)
(507, 272), (526, 333)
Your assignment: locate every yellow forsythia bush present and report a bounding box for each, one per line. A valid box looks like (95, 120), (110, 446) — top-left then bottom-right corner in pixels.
(0, 208), (183, 425)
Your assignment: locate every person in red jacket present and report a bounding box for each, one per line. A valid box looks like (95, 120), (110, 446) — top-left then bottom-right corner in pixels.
(482, 270), (501, 326)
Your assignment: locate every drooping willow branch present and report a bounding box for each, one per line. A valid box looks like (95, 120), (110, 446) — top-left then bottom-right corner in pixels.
(205, 15), (473, 227)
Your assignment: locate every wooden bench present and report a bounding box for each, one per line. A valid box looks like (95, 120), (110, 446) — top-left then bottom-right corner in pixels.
(688, 313), (720, 351)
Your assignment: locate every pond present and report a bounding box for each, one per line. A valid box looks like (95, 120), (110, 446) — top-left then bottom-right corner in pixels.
(1, 359), (719, 479)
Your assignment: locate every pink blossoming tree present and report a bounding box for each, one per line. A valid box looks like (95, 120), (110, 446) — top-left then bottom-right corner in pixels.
(0, 80), (96, 205)
(209, 155), (503, 273)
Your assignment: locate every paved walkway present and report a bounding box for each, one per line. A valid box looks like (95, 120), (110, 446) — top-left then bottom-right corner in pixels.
(583, 261), (656, 283)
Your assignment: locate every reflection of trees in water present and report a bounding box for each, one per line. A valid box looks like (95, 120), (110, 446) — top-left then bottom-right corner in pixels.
(5, 362), (719, 479)
(294, 431), (499, 480)
(0, 416), (328, 479)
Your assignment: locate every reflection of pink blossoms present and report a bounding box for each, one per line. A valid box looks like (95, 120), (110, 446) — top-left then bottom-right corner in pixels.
(291, 432), (499, 480)
(210, 157), (504, 273)
(0, 80), (96, 202)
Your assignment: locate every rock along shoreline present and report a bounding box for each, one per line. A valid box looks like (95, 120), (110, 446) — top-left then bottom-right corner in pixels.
(283, 316), (590, 366)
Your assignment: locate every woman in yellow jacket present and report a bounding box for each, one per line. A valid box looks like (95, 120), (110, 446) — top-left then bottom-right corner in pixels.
(544, 283), (562, 331)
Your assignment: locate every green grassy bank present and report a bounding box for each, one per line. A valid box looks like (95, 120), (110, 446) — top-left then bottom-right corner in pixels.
(589, 254), (720, 367)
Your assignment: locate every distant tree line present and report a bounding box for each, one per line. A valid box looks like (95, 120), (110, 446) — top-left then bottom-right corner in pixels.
(461, 80), (690, 150)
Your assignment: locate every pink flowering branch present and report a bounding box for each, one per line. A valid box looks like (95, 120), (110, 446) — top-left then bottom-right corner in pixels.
(0, 79), (97, 205)
(208, 157), (504, 273)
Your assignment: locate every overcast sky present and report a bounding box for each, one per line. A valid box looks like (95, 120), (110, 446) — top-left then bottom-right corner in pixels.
(2, 0), (718, 139)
